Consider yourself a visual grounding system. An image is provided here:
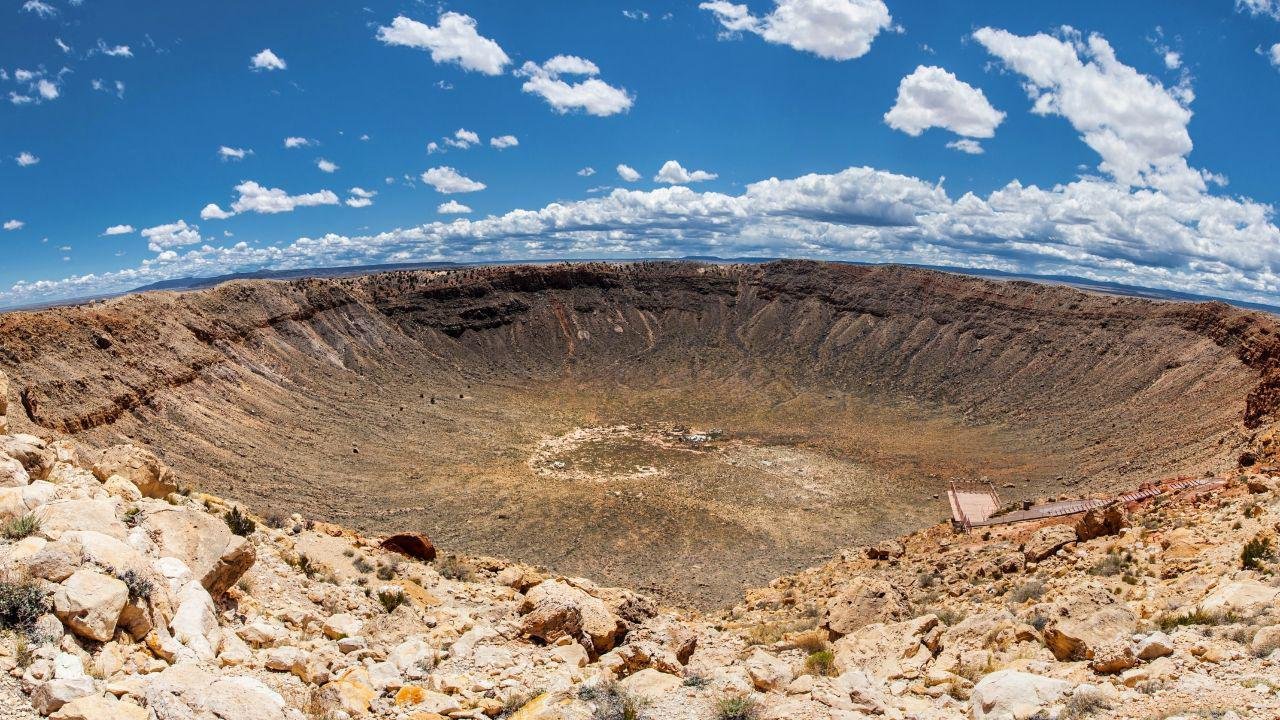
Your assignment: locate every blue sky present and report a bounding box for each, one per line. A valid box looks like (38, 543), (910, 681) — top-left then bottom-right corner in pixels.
(2, 0), (1279, 306)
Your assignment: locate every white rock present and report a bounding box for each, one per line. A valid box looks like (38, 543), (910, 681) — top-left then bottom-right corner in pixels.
(1136, 632), (1175, 660)
(367, 661), (403, 691)
(30, 677), (96, 715)
(970, 670), (1071, 720)
(388, 636), (433, 671)
(52, 569), (128, 642)
(169, 580), (222, 662)
(323, 613), (364, 640)
(745, 649), (793, 691)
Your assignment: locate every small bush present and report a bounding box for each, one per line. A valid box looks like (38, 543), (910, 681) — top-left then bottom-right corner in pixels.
(377, 589), (406, 613)
(1062, 688), (1112, 719)
(715, 693), (761, 720)
(786, 629), (828, 654)
(1009, 580), (1045, 603)
(264, 514), (286, 529)
(123, 506), (142, 528)
(500, 689), (543, 718)
(2, 514), (41, 540)
(1087, 549), (1132, 577)
(682, 673), (708, 687)
(436, 555), (476, 582)
(224, 506), (256, 537)
(0, 576), (50, 635)
(578, 680), (649, 720)
(13, 633), (33, 668)
(1242, 535), (1275, 573)
(1157, 608), (1239, 632)
(352, 556), (374, 574)
(803, 649), (836, 677)
(376, 559), (400, 581)
(116, 569), (153, 601)
(294, 553), (318, 578)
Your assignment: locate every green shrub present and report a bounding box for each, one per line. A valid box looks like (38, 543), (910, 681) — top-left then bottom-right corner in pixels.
(1157, 608), (1239, 632)
(0, 577), (50, 635)
(2, 514), (41, 540)
(803, 649), (836, 677)
(436, 555), (476, 582)
(577, 681), (649, 720)
(1009, 580), (1045, 603)
(1062, 688), (1112, 718)
(352, 556), (374, 574)
(1242, 535), (1275, 573)
(223, 506), (256, 537)
(715, 693), (761, 720)
(377, 589), (406, 613)
(114, 569), (154, 601)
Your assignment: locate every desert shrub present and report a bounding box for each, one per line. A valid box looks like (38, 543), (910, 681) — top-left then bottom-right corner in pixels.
(294, 553), (318, 578)
(714, 693), (761, 720)
(12, 633), (33, 668)
(0, 576), (49, 635)
(499, 689), (543, 718)
(376, 559), (400, 581)
(1087, 549), (1132, 577)
(352, 556), (374, 574)
(932, 607), (966, 626)
(577, 681), (648, 720)
(803, 649), (836, 677)
(116, 569), (154, 601)
(1241, 535), (1275, 573)
(123, 506), (142, 527)
(1157, 608), (1239, 632)
(1062, 688), (1112, 719)
(681, 673), (708, 687)
(264, 513), (286, 529)
(2, 514), (40, 540)
(1009, 580), (1045, 603)
(786, 629), (829, 654)
(436, 555), (476, 582)
(224, 506), (256, 537)
(1252, 632), (1280, 658)
(377, 589), (406, 613)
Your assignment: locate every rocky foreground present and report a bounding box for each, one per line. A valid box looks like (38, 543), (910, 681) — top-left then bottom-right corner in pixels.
(2, 365), (1280, 720)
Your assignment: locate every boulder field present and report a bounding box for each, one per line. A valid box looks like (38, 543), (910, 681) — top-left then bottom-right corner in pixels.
(2, 366), (1280, 719)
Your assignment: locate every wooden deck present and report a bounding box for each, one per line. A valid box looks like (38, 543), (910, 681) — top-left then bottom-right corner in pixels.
(955, 476), (1225, 529)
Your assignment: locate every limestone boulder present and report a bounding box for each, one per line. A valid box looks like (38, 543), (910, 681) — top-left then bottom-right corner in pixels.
(145, 663), (289, 720)
(91, 444), (177, 499)
(820, 576), (911, 637)
(519, 579), (625, 657)
(323, 613), (364, 640)
(61, 530), (147, 574)
(30, 678), (97, 715)
(143, 506), (255, 596)
(49, 694), (148, 720)
(0, 480), (56, 520)
(970, 670), (1070, 720)
(168, 580), (222, 662)
(0, 434), (55, 480)
(1198, 580), (1280, 615)
(745, 650), (793, 691)
(833, 614), (938, 680)
(1136, 632), (1175, 660)
(1022, 525), (1076, 562)
(1074, 505), (1128, 542)
(0, 454), (28, 487)
(318, 667), (376, 717)
(1041, 587), (1136, 661)
(617, 668), (682, 700)
(24, 539), (84, 582)
(53, 569), (129, 642)
(38, 499), (128, 541)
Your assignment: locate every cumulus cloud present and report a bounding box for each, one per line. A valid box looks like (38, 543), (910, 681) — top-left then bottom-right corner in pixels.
(200, 204), (234, 220)
(445, 128), (480, 149)
(437, 200), (472, 214)
(250, 49), (287, 71)
(421, 166), (486, 193)
(945, 139), (983, 154)
(7, 162), (1280, 309)
(884, 66), (1004, 139)
(102, 224), (134, 236)
(96, 40), (132, 58)
(654, 160), (718, 184)
(218, 146), (252, 161)
(700, 0), (893, 61)
(517, 56), (633, 116)
(3, 220), (24, 231)
(376, 13), (510, 75)
(578, 167), (597, 177)
(316, 158), (339, 173)
(1237, 0), (1280, 20)
(141, 220), (201, 251)
(974, 26), (1212, 197)
(16, 152), (39, 166)
(345, 187), (376, 208)
(1269, 43), (1280, 69)
(490, 135), (519, 149)
(230, 181), (339, 215)
(616, 164), (641, 182)
(284, 137), (314, 148)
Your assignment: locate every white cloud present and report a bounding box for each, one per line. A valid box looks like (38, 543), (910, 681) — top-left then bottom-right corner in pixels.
(229, 181), (339, 215)
(218, 146), (252, 161)
(1163, 51), (1181, 70)
(1270, 43), (1280, 69)
(316, 158), (339, 173)
(36, 79), (58, 101)
(200, 204), (234, 220)
(91, 78), (126, 99)
(141, 220), (201, 251)
(284, 137), (313, 148)
(623, 10), (649, 20)
(345, 187), (377, 208)
(55, 38), (70, 53)
(8, 164), (1280, 309)
(974, 26), (1211, 197)
(421, 166), (486, 193)
(578, 167), (597, 177)
(102, 224), (134, 236)
(437, 200), (472, 214)
(375, 13), (510, 75)
(96, 40), (132, 58)
(3, 220), (24, 231)
(617, 164), (641, 182)
(250, 49), (287, 71)
(654, 160), (718, 184)
(1237, 0), (1280, 20)
(516, 56), (633, 116)
(945, 139), (984, 154)
(21, 0), (56, 18)
(700, 0), (893, 61)
(427, 141), (442, 154)
(445, 128), (480, 149)
(883, 65), (1004, 139)
(490, 135), (519, 149)
(16, 152), (39, 166)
